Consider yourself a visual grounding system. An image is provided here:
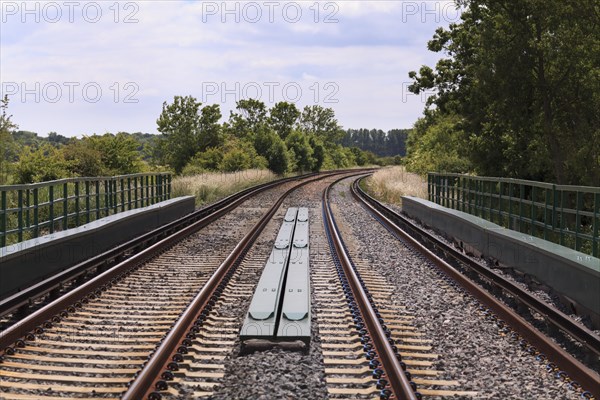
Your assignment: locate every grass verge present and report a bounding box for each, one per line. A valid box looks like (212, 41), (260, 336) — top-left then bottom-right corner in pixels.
(363, 166), (427, 206)
(171, 169), (279, 206)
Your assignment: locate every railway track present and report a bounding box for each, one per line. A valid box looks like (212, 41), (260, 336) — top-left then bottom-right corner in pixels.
(349, 176), (600, 399)
(0, 173), (318, 330)
(0, 170), (360, 400)
(2, 169), (595, 399)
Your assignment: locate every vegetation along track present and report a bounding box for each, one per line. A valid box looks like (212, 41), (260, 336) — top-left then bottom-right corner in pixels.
(0, 170), (361, 399)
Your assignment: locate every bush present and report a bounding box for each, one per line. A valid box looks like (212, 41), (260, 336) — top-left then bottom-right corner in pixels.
(267, 139), (289, 175)
(14, 144), (68, 183)
(286, 131), (314, 172)
(219, 143), (267, 172)
(182, 147), (223, 175)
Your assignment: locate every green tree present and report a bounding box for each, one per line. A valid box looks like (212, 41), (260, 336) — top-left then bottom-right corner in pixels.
(219, 139), (267, 172)
(62, 139), (105, 177)
(198, 104), (224, 150)
(266, 139), (289, 175)
(156, 96), (202, 173)
(269, 102), (300, 140)
(405, 114), (472, 174)
(408, 0), (600, 185)
(82, 133), (143, 175)
(47, 132), (70, 147)
(228, 99), (268, 140)
(298, 105), (344, 145)
(286, 130), (314, 172)
(185, 147), (223, 173)
(308, 135), (325, 172)
(156, 96), (222, 174)
(0, 95), (18, 184)
(14, 144), (68, 184)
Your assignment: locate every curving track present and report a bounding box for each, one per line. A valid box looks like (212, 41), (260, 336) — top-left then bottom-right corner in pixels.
(2, 169), (595, 400)
(0, 171), (357, 400)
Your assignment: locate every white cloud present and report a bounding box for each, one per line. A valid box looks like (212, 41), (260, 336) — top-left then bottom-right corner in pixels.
(0, 0), (459, 136)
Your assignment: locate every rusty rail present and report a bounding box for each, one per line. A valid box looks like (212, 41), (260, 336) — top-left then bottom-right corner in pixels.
(0, 172), (323, 350)
(351, 176), (600, 398)
(323, 175), (418, 400)
(123, 170), (373, 400)
(0, 173), (318, 321)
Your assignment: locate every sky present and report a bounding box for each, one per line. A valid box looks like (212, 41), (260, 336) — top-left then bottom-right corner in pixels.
(0, 0), (462, 137)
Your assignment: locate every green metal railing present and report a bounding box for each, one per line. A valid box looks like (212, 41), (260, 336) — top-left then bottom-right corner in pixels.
(427, 173), (600, 257)
(0, 173), (171, 247)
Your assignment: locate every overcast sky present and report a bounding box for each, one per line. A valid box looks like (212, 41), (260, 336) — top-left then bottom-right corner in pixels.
(1, 1), (462, 137)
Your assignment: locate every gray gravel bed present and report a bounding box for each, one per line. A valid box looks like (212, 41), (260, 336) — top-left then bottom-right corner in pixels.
(330, 178), (581, 400)
(0, 181), (294, 399)
(383, 200), (600, 369)
(197, 177), (339, 400)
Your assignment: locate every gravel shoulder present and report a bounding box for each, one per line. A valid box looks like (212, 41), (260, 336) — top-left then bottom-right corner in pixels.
(329, 177), (580, 400)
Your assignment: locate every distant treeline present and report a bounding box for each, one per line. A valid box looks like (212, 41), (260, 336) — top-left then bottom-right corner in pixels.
(0, 95), (404, 185)
(339, 129), (409, 157)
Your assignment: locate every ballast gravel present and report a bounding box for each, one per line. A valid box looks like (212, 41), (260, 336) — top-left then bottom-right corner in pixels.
(329, 178), (581, 400)
(206, 178), (333, 400)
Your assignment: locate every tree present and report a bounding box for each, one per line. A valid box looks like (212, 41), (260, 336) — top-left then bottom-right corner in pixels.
(47, 132), (70, 147)
(157, 96), (202, 173)
(298, 105), (344, 145)
(219, 139), (267, 172)
(198, 104), (224, 150)
(62, 139), (105, 177)
(228, 99), (268, 140)
(405, 114), (471, 174)
(308, 135), (325, 172)
(286, 130), (314, 172)
(269, 102), (300, 140)
(14, 144), (68, 184)
(408, 0), (600, 185)
(266, 139), (289, 175)
(82, 133), (143, 175)
(0, 95), (18, 184)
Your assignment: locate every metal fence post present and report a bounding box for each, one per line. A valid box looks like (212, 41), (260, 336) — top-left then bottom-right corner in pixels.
(575, 191), (583, 251)
(25, 188), (30, 232)
(17, 189), (23, 242)
(33, 188), (39, 238)
(151, 175), (156, 204)
(530, 186), (536, 235)
(508, 182), (514, 230)
(85, 181), (91, 223)
(543, 186), (550, 240)
(140, 176), (144, 207)
(145, 175), (150, 206)
(49, 185), (54, 234)
(1, 190), (7, 247)
(127, 178), (132, 210)
(113, 179), (118, 213)
(95, 181), (101, 220)
(167, 174), (172, 199)
(63, 182), (68, 230)
(75, 181), (80, 226)
(593, 192), (599, 257)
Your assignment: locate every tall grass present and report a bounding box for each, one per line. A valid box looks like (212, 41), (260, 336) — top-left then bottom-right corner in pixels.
(172, 169), (278, 206)
(364, 166), (427, 205)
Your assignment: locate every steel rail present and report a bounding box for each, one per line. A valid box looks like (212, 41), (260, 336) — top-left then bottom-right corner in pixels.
(353, 177), (600, 358)
(0, 173), (317, 318)
(323, 175), (418, 400)
(0, 172), (321, 350)
(351, 176), (600, 398)
(122, 170), (372, 400)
